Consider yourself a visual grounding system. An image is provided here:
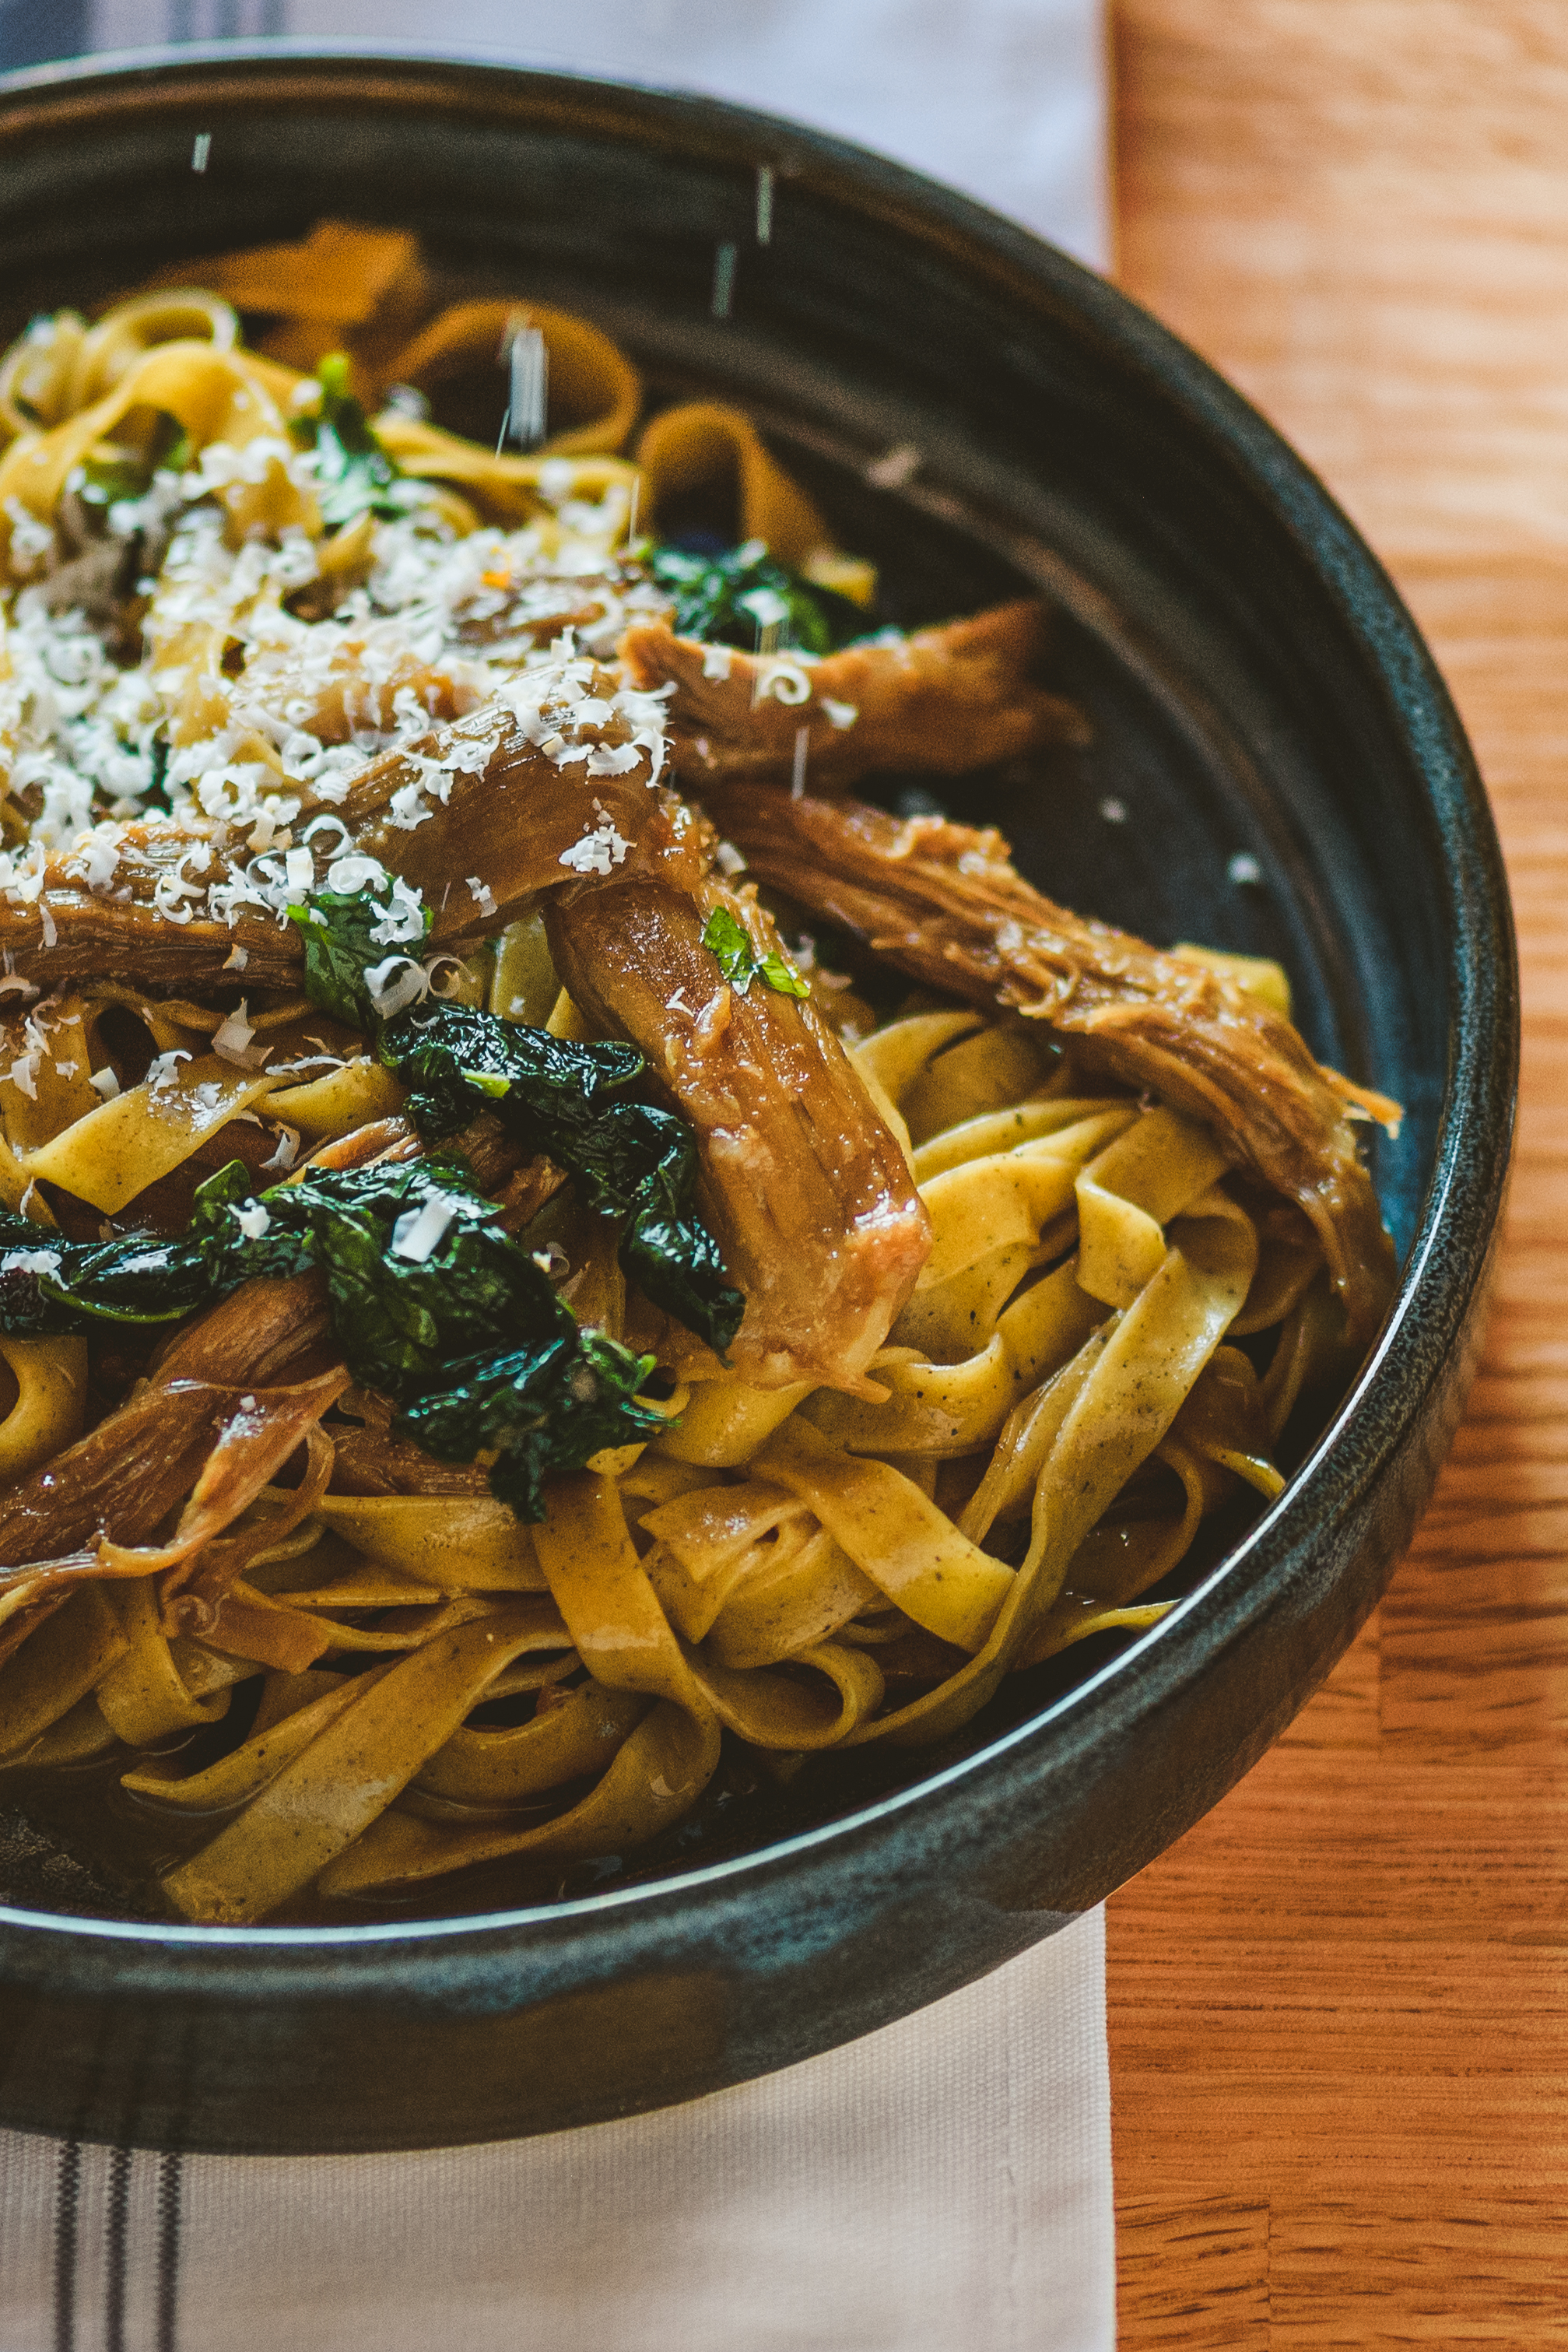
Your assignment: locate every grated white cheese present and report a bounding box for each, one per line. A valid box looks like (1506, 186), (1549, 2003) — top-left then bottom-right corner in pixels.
(753, 658), (812, 707)
(324, 853), (389, 895)
(0, 1244), (61, 1274)
(367, 875), (427, 946)
(364, 955), (429, 1016)
(558, 823), (631, 877)
(228, 1200), (272, 1241)
(212, 1001), (271, 1070)
(146, 1048), (192, 1092)
(62, 827), (122, 891)
(390, 1198), (457, 1263)
(0, 451), (675, 957)
(584, 742), (642, 778)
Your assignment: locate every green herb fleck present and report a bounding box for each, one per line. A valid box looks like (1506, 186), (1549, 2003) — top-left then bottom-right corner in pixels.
(286, 884), (432, 1031)
(75, 412), (191, 514)
(281, 895), (744, 1359)
(700, 906), (810, 1000)
(189, 1158), (664, 1518)
(647, 540), (865, 655)
(292, 353), (429, 531)
(0, 1160), (666, 1522)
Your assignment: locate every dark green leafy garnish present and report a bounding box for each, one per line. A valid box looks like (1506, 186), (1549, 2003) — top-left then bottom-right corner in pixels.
(287, 885), (432, 1031)
(382, 1003), (743, 1355)
(291, 353), (429, 530)
(282, 884), (742, 1353)
(0, 1161), (665, 1522)
(0, 1226), (208, 1332)
(700, 906), (810, 1000)
(647, 540), (865, 655)
(192, 1158), (663, 1520)
(74, 412), (191, 515)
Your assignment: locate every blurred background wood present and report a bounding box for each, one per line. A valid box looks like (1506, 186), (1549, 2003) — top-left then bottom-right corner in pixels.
(1109, 2), (1568, 2340)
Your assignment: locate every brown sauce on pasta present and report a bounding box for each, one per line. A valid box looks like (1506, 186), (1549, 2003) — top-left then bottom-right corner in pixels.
(0, 230), (1396, 1923)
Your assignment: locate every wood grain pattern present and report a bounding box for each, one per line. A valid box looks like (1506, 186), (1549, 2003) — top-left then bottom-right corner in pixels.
(1109, 4), (1568, 2340)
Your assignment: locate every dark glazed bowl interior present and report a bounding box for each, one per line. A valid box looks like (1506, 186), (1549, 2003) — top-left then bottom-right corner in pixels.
(0, 47), (1516, 2153)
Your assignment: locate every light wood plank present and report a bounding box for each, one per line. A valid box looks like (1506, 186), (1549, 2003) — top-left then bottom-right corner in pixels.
(1110, 3), (1568, 2339)
(1119, 2199), (1271, 2347)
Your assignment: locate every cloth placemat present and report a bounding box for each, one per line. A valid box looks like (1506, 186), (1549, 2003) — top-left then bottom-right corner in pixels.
(0, 1908), (1114, 2352)
(59, 0), (1110, 269)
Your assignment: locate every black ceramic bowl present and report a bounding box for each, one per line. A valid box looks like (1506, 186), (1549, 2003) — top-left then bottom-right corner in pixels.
(0, 46), (1515, 2154)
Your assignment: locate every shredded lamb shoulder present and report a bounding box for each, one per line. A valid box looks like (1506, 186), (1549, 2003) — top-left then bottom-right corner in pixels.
(698, 786), (1396, 1345)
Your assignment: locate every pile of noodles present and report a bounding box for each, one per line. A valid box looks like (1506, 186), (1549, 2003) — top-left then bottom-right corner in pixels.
(0, 228), (1373, 1923)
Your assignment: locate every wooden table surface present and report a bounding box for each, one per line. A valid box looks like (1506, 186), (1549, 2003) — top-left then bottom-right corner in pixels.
(1107, 5), (1568, 2340)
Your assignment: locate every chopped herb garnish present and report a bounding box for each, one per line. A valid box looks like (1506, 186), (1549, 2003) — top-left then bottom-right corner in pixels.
(292, 353), (429, 531)
(383, 1003), (743, 1354)
(0, 1160), (665, 1522)
(700, 905), (810, 1000)
(282, 883), (743, 1354)
(287, 884), (432, 1031)
(647, 539), (865, 655)
(0, 1228), (209, 1332)
(74, 412), (191, 514)
(193, 1157), (663, 1520)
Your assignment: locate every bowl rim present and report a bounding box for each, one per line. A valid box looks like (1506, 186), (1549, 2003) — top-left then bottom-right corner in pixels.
(0, 44), (1517, 1977)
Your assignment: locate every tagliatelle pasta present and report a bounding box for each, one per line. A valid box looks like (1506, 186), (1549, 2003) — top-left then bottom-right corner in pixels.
(0, 232), (1394, 1922)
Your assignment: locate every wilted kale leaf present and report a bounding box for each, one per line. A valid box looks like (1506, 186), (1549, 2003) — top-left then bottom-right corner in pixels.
(647, 540), (864, 655)
(381, 1003), (743, 1354)
(292, 353), (430, 531)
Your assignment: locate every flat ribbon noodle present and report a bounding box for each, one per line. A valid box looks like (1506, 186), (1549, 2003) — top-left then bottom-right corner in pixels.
(0, 1585), (125, 1758)
(161, 1599), (563, 1922)
(121, 1665), (385, 1814)
(752, 1420), (1014, 1655)
(412, 1680), (648, 1807)
(388, 298), (642, 456)
(532, 1470), (884, 1750)
(310, 1494), (547, 1592)
(637, 1482), (881, 1666)
(316, 1696), (721, 1899)
(0, 342), (317, 556)
(636, 401), (834, 569)
(23, 1051), (283, 1213)
(835, 1188), (1258, 1747)
(96, 1574), (235, 1746)
(0, 1336), (86, 1485)
(805, 1097), (1210, 1459)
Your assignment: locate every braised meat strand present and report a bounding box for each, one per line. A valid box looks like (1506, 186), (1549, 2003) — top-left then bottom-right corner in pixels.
(0, 682), (665, 993)
(620, 601), (1088, 793)
(704, 788), (1396, 1343)
(546, 798), (931, 1392)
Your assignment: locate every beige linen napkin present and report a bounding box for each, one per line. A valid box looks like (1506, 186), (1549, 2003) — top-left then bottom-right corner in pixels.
(81, 0), (1109, 268)
(0, 1907), (1114, 2351)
